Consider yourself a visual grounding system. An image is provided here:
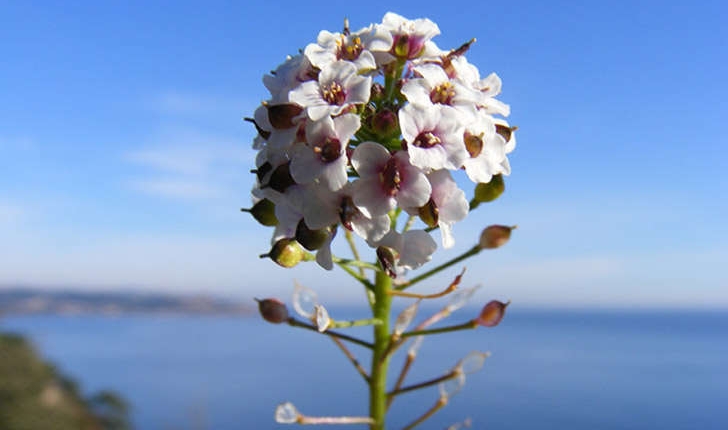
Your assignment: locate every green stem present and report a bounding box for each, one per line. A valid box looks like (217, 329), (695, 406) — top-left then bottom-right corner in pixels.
(400, 320), (478, 338)
(343, 231), (366, 278)
(369, 270), (392, 430)
(335, 261), (374, 290)
(333, 256), (379, 271)
(330, 318), (383, 329)
(398, 245), (481, 290)
(387, 370), (458, 397)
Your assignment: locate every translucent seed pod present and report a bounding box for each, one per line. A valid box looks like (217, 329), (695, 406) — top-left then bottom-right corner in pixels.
(292, 282), (319, 320)
(446, 285), (482, 313)
(407, 335), (425, 357)
(393, 300), (420, 337)
(315, 304), (331, 332)
(458, 351), (491, 375)
(275, 402), (300, 424)
(439, 371), (466, 399)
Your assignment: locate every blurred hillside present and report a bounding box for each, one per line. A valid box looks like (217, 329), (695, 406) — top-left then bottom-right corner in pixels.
(0, 333), (131, 430)
(0, 289), (253, 316)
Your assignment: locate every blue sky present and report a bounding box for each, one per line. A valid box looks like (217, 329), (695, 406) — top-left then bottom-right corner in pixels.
(1, 0), (726, 307)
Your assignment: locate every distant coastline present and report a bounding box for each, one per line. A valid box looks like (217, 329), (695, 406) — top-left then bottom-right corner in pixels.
(0, 288), (254, 317)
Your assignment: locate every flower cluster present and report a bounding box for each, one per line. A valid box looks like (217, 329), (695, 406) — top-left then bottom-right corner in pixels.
(248, 12), (516, 272)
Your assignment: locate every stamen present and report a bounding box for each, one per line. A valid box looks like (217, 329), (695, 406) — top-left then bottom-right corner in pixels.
(322, 82), (347, 105)
(413, 131), (441, 148)
(430, 82), (455, 105)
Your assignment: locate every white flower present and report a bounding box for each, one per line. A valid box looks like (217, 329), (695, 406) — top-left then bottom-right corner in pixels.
(304, 25), (392, 72)
(351, 142), (431, 218)
(401, 63), (479, 118)
(289, 61), (372, 121)
(373, 229), (437, 270)
(290, 114), (360, 191)
(380, 12), (440, 60)
(292, 183), (390, 244)
(272, 191), (336, 270)
(263, 54), (318, 103)
(399, 104), (469, 170)
(423, 170), (469, 248)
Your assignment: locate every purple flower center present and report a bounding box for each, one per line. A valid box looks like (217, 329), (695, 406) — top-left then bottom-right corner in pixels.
(413, 131), (441, 148)
(380, 157), (402, 196)
(337, 36), (363, 61)
(315, 137), (342, 164)
(322, 82), (347, 105)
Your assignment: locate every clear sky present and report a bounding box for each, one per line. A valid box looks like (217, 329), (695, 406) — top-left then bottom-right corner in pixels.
(1, 0), (726, 307)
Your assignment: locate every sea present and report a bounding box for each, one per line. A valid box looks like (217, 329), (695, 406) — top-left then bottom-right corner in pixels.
(2, 308), (727, 430)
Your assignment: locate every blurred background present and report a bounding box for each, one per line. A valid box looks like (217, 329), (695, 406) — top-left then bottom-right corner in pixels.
(1, 1), (726, 429)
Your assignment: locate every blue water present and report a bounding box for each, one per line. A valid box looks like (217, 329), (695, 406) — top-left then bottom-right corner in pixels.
(2, 309), (727, 429)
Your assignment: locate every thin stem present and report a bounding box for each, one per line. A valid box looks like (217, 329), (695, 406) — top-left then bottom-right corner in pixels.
(330, 337), (369, 383)
(387, 370), (458, 397)
(287, 318), (373, 349)
(400, 320), (478, 338)
(401, 396), (448, 430)
(333, 257), (380, 271)
(330, 318), (383, 329)
(388, 269), (464, 299)
(343, 230), (366, 278)
(336, 261), (374, 290)
(398, 246), (480, 290)
(369, 270), (392, 430)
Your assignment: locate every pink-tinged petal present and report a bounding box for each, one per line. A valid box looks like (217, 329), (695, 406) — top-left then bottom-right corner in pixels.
(352, 142), (390, 177)
(317, 156), (348, 191)
(301, 190), (339, 230)
(353, 50), (377, 72)
(480, 97), (511, 117)
(360, 24), (393, 52)
(401, 79), (432, 106)
(352, 177), (395, 217)
(413, 63), (448, 87)
(351, 213), (391, 243)
(408, 144), (449, 170)
(289, 81), (322, 108)
(344, 75), (372, 105)
(306, 104), (333, 121)
(315, 236), (334, 270)
(305, 114), (336, 140)
(478, 72), (503, 96)
(333, 113), (361, 142)
(395, 154), (431, 209)
(289, 145), (321, 184)
(400, 230), (437, 269)
(321, 60), (357, 86)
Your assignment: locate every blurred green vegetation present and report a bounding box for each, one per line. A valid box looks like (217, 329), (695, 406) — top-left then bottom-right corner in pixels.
(0, 333), (131, 430)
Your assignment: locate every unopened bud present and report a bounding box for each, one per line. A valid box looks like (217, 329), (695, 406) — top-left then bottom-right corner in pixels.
(478, 225), (515, 249)
(262, 238), (306, 268)
(267, 103), (303, 129)
(376, 246), (399, 278)
(267, 162), (296, 193)
(476, 300), (509, 327)
(242, 199), (278, 226)
(295, 220), (330, 251)
(255, 298), (289, 324)
(418, 198), (439, 228)
(371, 108), (399, 138)
(473, 174), (505, 205)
